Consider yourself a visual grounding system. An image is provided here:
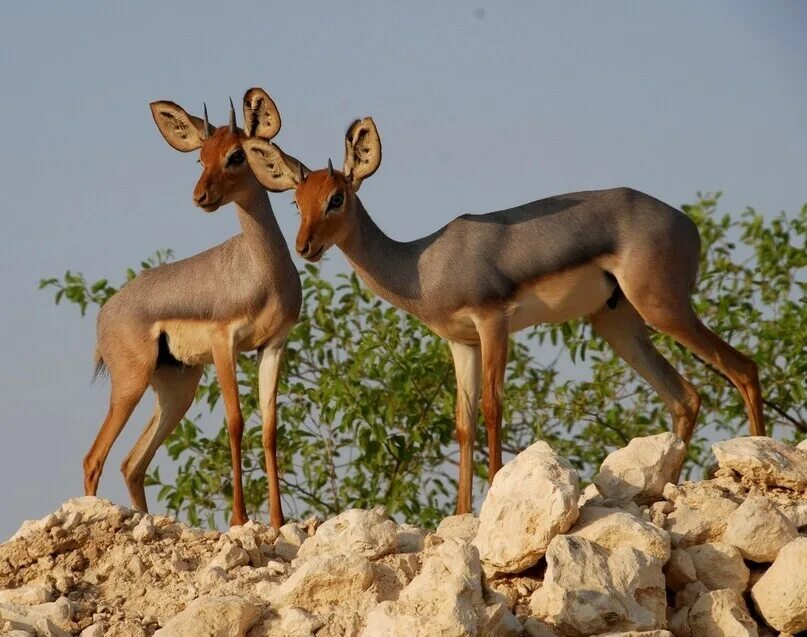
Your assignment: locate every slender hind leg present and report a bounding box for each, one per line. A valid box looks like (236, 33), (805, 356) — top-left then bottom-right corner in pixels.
(120, 365), (203, 511)
(616, 257), (766, 437)
(448, 341), (481, 515)
(84, 366), (151, 496)
(476, 313), (509, 480)
(590, 298), (701, 444)
(657, 314), (764, 436)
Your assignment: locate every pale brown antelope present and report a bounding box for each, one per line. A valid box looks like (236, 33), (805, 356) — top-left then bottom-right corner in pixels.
(242, 117), (766, 514)
(83, 89), (301, 528)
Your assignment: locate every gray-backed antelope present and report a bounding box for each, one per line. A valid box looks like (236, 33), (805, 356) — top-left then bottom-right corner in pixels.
(84, 88), (301, 528)
(243, 117), (766, 514)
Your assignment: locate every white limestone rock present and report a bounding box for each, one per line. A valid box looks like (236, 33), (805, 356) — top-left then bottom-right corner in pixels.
(685, 542), (749, 593)
(208, 541), (250, 572)
(664, 549), (697, 591)
(154, 595), (260, 637)
(474, 441), (579, 576)
(362, 538), (517, 637)
(274, 523), (308, 561)
(723, 496), (799, 562)
(266, 553), (374, 609)
(131, 514), (155, 542)
(569, 506), (671, 562)
(435, 514), (480, 544)
(594, 433), (686, 505)
(688, 589), (758, 637)
(295, 508), (398, 561)
(751, 537), (807, 633)
(530, 535), (666, 636)
(395, 523), (427, 553)
(712, 437), (807, 490)
(662, 481), (741, 548)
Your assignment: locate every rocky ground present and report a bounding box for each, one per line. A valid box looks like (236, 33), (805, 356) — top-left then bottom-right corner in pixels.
(1, 434), (806, 637)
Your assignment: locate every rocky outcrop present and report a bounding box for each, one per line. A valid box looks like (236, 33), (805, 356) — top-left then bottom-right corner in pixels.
(2, 434), (805, 637)
(712, 436), (807, 490)
(474, 441), (580, 576)
(594, 432), (686, 505)
(750, 537), (807, 633)
(530, 535), (666, 636)
(722, 495), (798, 562)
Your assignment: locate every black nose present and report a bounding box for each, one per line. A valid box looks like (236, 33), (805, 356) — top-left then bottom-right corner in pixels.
(195, 191), (208, 205)
(298, 242), (311, 257)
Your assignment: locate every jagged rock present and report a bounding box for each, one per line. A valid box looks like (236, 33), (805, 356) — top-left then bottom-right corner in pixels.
(131, 515), (155, 542)
(751, 537), (807, 633)
(594, 433), (685, 505)
(209, 542), (250, 572)
(595, 630), (673, 637)
(0, 597), (74, 637)
(578, 483), (605, 507)
(674, 582), (709, 610)
(569, 506), (671, 562)
(274, 523), (307, 561)
(530, 535), (666, 636)
(668, 606), (690, 637)
(267, 553), (374, 609)
(685, 543), (749, 593)
(722, 496), (798, 562)
(362, 538), (517, 636)
(522, 617), (563, 636)
(10, 497), (128, 541)
(0, 583), (54, 605)
(474, 441), (579, 576)
(712, 437), (807, 490)
(80, 625), (104, 637)
(663, 549), (697, 591)
(662, 481), (741, 547)
(798, 440), (807, 451)
(687, 589), (758, 637)
(295, 509), (398, 561)
(154, 596), (259, 637)
(395, 524), (426, 553)
(435, 514), (479, 544)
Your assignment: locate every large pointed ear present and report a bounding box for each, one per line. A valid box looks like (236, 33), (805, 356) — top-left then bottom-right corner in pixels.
(149, 101), (210, 152)
(243, 87), (282, 140)
(243, 138), (309, 192)
(343, 117), (381, 190)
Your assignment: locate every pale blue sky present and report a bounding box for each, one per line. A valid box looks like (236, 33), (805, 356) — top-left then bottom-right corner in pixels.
(1, 1), (805, 538)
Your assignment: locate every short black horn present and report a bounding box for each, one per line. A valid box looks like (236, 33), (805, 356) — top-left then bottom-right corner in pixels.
(202, 102), (209, 140)
(229, 97), (237, 133)
(327, 158), (334, 177)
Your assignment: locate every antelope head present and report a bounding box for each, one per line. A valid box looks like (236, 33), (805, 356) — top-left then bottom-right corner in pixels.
(244, 117), (381, 261)
(150, 88), (284, 212)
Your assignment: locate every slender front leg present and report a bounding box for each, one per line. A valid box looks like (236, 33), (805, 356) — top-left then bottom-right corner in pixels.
(448, 341), (481, 514)
(476, 314), (509, 481)
(258, 344), (285, 529)
(211, 336), (249, 527)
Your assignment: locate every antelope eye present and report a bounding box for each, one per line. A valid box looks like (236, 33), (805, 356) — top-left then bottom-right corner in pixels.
(327, 193), (344, 210)
(227, 150), (246, 166)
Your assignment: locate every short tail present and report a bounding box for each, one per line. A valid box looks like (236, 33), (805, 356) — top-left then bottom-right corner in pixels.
(92, 350), (108, 383)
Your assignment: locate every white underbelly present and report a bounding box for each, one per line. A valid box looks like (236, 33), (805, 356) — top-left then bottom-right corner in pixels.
(154, 320), (215, 366)
(508, 264), (614, 332)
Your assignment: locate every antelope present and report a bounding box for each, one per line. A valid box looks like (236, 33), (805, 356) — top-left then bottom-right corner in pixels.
(242, 117), (766, 514)
(83, 88), (301, 528)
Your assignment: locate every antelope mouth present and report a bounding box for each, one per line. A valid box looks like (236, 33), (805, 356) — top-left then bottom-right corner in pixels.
(307, 245), (325, 262)
(199, 198), (223, 212)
